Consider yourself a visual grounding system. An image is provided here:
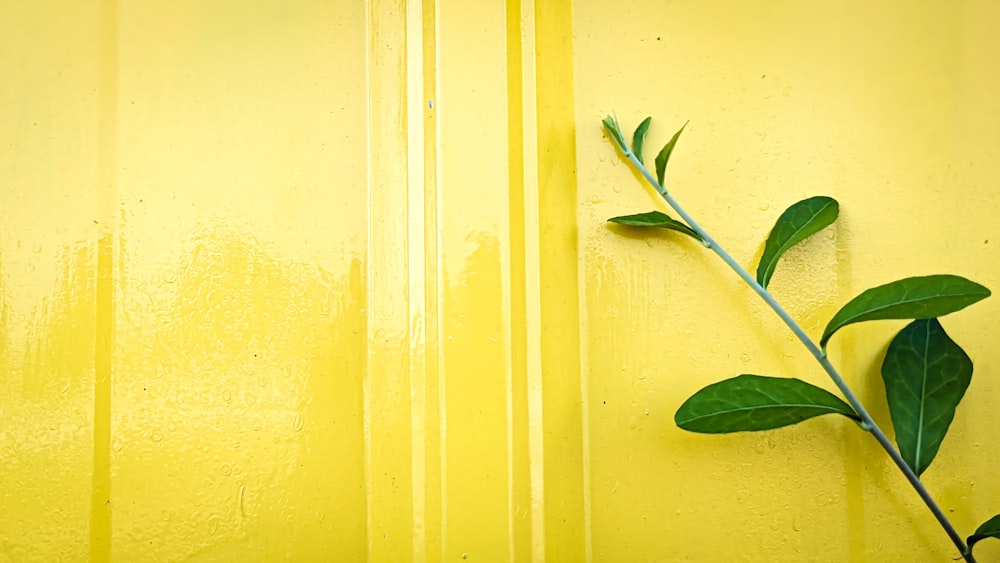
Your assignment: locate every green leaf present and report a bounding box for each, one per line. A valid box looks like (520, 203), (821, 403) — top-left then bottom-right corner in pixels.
(654, 121), (688, 186)
(608, 211), (704, 242)
(968, 514), (1000, 553)
(631, 116), (652, 165)
(675, 374), (860, 433)
(756, 196), (839, 288)
(602, 114), (628, 154)
(881, 318), (972, 476)
(820, 275), (991, 349)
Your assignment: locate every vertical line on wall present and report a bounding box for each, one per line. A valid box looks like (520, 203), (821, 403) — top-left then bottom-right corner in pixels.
(504, 0), (533, 560)
(363, 0), (375, 544)
(421, 0), (445, 559)
(406, 0), (428, 561)
(533, 0), (586, 560)
(573, 81), (593, 563)
(430, 0), (450, 556)
(92, 0), (118, 561)
(365, 0), (414, 559)
(578, 222), (593, 561)
(516, 1), (547, 560)
(574, 25), (592, 555)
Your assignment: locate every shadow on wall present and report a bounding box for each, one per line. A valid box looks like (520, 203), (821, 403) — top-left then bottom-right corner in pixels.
(0, 241), (96, 561)
(19, 242), (98, 398)
(114, 226), (367, 560)
(2, 226), (368, 561)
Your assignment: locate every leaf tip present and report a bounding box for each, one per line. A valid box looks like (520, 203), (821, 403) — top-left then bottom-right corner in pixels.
(601, 113), (628, 153)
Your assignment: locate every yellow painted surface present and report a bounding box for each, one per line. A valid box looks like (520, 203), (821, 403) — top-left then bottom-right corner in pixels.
(2, 1), (999, 562)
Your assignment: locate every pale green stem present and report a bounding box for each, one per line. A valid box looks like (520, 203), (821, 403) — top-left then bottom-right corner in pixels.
(613, 141), (974, 562)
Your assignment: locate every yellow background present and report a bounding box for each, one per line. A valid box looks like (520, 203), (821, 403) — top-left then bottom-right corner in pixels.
(2, 0), (999, 561)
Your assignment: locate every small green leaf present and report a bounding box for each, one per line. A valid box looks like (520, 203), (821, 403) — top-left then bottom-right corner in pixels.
(654, 121), (688, 186)
(608, 211), (704, 242)
(881, 318), (972, 476)
(756, 196), (839, 288)
(602, 114), (628, 154)
(675, 374), (860, 433)
(968, 514), (1000, 553)
(631, 116), (652, 165)
(820, 275), (991, 349)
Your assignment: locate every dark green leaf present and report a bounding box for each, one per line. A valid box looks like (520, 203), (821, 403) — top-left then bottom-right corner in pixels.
(756, 196), (839, 288)
(881, 318), (972, 476)
(654, 121), (688, 186)
(608, 211), (704, 242)
(602, 114), (628, 154)
(632, 117), (652, 165)
(968, 514), (1000, 553)
(675, 374), (860, 433)
(820, 275), (991, 349)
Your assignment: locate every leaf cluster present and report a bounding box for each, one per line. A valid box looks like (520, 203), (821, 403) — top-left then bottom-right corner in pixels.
(602, 115), (998, 558)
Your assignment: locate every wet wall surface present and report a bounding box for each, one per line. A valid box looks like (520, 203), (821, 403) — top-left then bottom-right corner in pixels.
(2, 1), (999, 562)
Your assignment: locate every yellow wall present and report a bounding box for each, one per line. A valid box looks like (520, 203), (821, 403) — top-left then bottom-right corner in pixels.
(2, 0), (998, 561)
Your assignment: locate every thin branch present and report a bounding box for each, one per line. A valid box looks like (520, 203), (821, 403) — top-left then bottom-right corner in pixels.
(607, 130), (974, 562)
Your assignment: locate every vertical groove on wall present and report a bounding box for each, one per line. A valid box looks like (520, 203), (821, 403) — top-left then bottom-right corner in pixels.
(365, 0), (414, 559)
(406, 0), (429, 560)
(91, 0), (118, 560)
(504, 0), (533, 560)
(513, 0), (547, 560)
(422, 0), (444, 559)
(533, 1), (586, 560)
(431, 0), (450, 556)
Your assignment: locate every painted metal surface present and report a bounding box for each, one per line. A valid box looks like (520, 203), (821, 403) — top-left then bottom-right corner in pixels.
(1, 0), (999, 561)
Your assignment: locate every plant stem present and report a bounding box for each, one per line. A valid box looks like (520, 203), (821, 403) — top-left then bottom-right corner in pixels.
(617, 147), (975, 562)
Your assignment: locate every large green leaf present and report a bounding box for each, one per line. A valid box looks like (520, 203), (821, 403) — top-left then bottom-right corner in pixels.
(756, 196), (839, 288)
(654, 122), (688, 186)
(820, 275), (991, 349)
(881, 318), (972, 476)
(608, 211), (704, 242)
(632, 116), (652, 165)
(968, 514), (1000, 554)
(675, 374), (860, 433)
